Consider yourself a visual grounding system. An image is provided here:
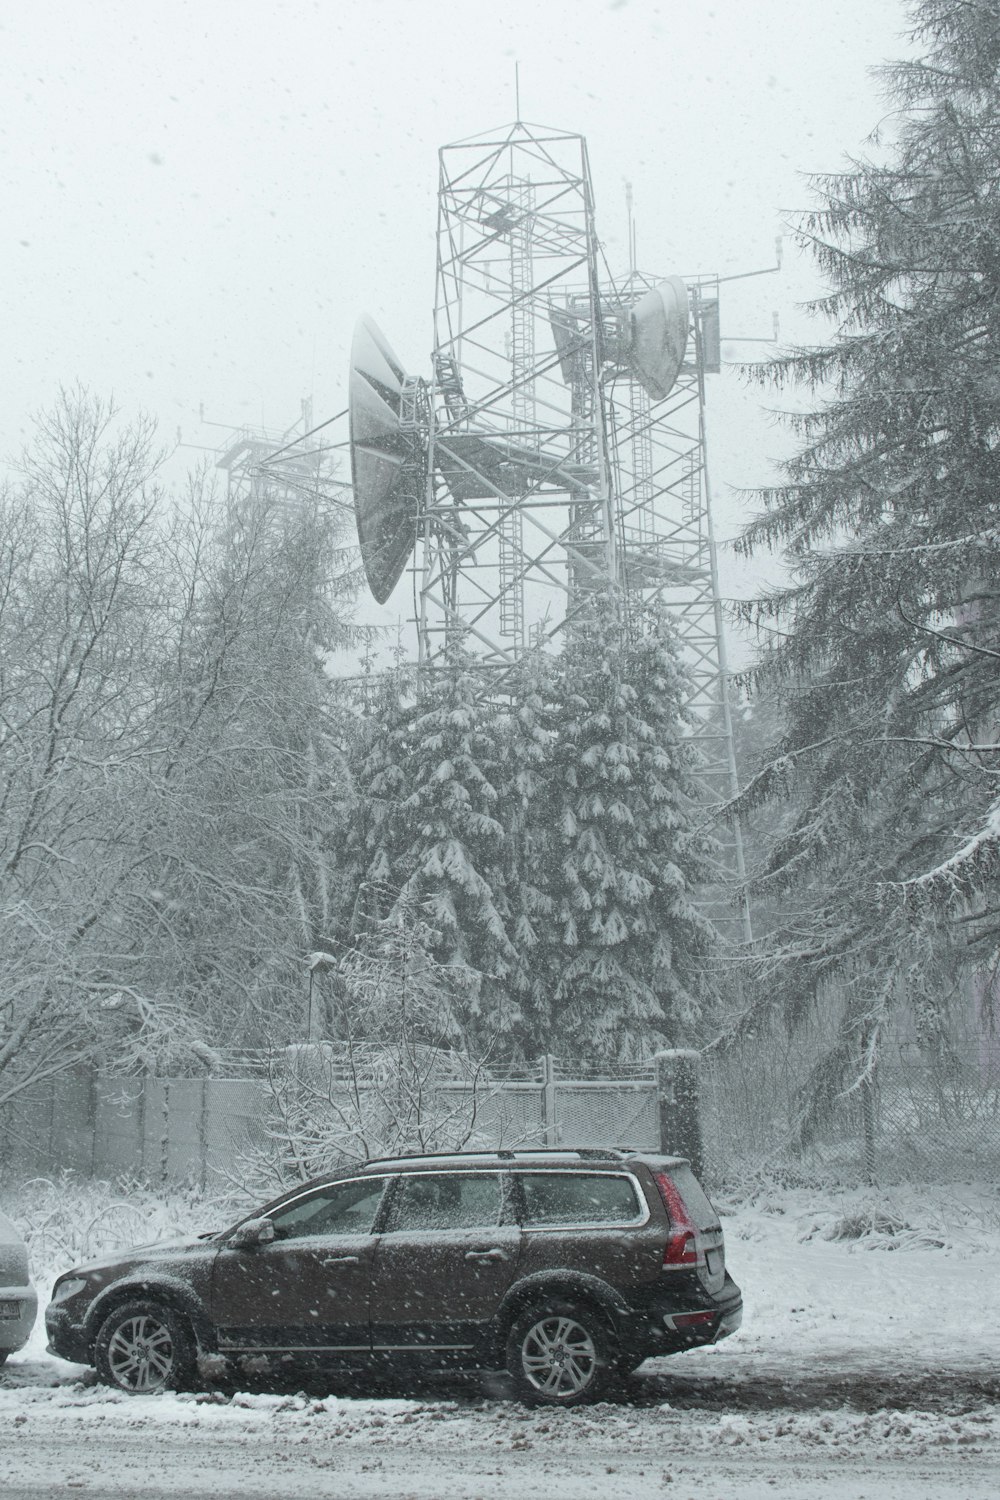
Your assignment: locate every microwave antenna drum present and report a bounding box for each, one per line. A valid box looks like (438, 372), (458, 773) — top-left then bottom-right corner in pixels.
(627, 276), (690, 402)
(349, 316), (427, 605)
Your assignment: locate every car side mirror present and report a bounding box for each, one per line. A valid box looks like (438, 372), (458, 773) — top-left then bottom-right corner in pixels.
(229, 1216), (276, 1250)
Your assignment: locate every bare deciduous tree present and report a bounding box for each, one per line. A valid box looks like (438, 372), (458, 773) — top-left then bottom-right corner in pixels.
(0, 391), (357, 1114)
(233, 895), (507, 1194)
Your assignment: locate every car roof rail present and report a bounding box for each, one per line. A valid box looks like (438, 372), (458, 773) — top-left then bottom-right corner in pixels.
(359, 1145), (640, 1171)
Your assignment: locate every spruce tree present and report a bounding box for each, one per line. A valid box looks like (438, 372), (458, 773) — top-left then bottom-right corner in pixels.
(627, 601), (719, 1035)
(540, 590), (715, 1062)
(737, 0), (1000, 1087)
(499, 648), (560, 1057)
(348, 637), (518, 1047)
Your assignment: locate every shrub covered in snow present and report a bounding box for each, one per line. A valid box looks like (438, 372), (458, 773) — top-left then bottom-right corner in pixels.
(4, 1175), (225, 1284)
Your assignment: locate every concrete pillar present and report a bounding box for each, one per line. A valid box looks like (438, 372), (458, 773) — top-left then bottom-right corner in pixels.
(542, 1054), (558, 1147)
(654, 1049), (703, 1178)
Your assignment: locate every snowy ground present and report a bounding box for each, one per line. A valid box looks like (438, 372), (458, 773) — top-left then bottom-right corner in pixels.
(2, 1182), (999, 1498)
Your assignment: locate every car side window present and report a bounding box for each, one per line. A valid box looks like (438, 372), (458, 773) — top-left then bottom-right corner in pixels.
(519, 1172), (643, 1227)
(268, 1177), (387, 1241)
(384, 1172), (504, 1233)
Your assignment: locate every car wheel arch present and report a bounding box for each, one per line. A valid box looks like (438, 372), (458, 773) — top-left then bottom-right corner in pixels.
(496, 1271), (625, 1348)
(85, 1277), (211, 1355)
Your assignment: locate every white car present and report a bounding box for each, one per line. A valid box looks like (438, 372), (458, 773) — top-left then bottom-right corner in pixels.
(0, 1208), (37, 1365)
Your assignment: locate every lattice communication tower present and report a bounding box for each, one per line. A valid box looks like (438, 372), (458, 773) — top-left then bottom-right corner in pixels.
(254, 119), (751, 936)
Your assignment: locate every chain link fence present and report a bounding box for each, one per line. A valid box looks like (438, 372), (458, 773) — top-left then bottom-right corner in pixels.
(701, 1014), (1000, 1187)
(4, 1027), (997, 1191)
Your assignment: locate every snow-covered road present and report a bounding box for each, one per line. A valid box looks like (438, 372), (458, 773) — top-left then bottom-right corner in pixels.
(2, 1384), (998, 1500)
(2, 1186), (998, 1498)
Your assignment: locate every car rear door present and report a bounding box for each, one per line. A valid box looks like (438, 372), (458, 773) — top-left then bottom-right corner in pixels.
(513, 1169), (665, 1293)
(369, 1170), (520, 1354)
(210, 1176), (388, 1358)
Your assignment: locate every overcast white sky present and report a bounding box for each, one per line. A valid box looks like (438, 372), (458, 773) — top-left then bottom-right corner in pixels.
(1, 0), (911, 608)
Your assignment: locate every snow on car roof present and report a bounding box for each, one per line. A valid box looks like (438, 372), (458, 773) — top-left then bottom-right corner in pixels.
(358, 1148), (687, 1173)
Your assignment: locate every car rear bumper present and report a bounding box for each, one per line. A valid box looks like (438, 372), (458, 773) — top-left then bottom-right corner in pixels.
(713, 1298), (742, 1341)
(620, 1274), (743, 1360)
(0, 1285), (38, 1354)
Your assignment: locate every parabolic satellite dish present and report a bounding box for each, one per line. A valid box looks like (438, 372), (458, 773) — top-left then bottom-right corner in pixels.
(628, 276), (690, 403)
(349, 312), (595, 604)
(349, 315), (424, 604)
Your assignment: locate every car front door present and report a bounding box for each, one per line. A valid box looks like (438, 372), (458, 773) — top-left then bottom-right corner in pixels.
(369, 1171), (520, 1354)
(209, 1175), (389, 1359)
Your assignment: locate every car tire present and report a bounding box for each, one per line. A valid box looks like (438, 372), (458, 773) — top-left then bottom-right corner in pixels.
(94, 1299), (195, 1395)
(506, 1297), (616, 1407)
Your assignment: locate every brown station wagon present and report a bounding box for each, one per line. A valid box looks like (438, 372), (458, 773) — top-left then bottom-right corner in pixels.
(46, 1148), (742, 1405)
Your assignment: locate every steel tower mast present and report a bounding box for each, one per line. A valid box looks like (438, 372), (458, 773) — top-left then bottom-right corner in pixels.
(417, 120), (615, 665)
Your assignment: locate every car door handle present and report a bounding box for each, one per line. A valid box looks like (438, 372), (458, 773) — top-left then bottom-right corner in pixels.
(322, 1255), (360, 1266)
(465, 1249), (507, 1262)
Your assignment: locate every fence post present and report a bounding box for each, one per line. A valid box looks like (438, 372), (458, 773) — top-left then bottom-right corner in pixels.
(654, 1050), (703, 1177)
(542, 1054), (558, 1146)
(137, 1076), (147, 1177)
(47, 1078), (58, 1168)
(88, 1069), (99, 1177)
(199, 1078), (208, 1192)
(860, 1072), (878, 1187)
(160, 1080), (170, 1185)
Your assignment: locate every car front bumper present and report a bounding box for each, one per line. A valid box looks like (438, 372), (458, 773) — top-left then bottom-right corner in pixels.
(45, 1303), (92, 1365)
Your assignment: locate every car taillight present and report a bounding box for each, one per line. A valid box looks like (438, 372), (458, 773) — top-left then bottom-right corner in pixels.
(653, 1171), (700, 1268)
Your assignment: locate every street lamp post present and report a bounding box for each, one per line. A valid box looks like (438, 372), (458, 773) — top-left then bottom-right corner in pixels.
(306, 950), (336, 1041)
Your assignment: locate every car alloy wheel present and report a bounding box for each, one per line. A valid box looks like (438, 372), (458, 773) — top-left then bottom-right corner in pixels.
(95, 1300), (193, 1394)
(507, 1298), (613, 1406)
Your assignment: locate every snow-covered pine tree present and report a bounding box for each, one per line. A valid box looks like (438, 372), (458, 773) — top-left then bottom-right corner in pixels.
(541, 588), (716, 1062)
(498, 648), (560, 1057)
(627, 599), (719, 1035)
(347, 636), (519, 1048)
(338, 663), (413, 932)
(735, 0), (1000, 1094)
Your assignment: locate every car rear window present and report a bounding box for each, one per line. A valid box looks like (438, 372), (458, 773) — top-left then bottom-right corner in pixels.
(385, 1172), (504, 1232)
(519, 1172), (643, 1227)
(666, 1164), (721, 1231)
